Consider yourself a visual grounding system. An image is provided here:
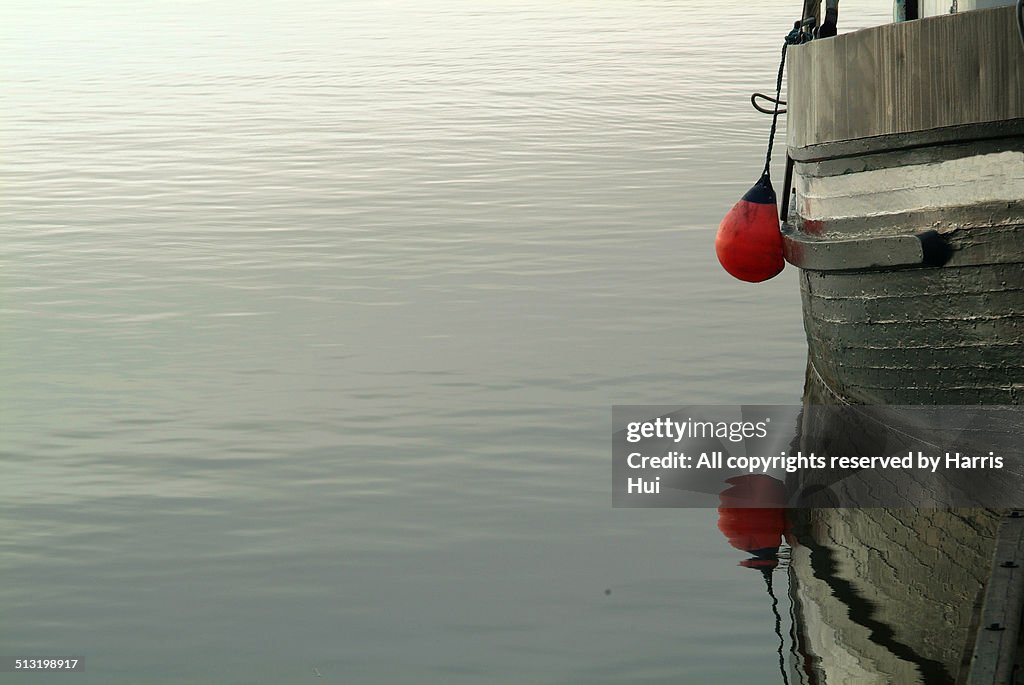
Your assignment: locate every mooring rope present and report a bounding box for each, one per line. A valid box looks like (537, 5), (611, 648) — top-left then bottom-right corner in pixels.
(764, 570), (792, 685)
(762, 23), (812, 179)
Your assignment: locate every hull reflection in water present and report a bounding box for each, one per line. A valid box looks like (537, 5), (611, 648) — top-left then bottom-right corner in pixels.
(783, 369), (1003, 685)
(788, 508), (999, 685)
(713, 372), (1011, 683)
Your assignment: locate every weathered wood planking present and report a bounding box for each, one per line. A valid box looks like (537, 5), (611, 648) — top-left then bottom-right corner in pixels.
(787, 6), (1024, 150)
(800, 254), (1024, 405)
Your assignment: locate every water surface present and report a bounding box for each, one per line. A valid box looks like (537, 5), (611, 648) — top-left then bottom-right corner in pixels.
(2, 1), (890, 682)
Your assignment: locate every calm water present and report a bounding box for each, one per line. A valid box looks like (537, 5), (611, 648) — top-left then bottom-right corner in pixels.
(2, 2), (889, 683)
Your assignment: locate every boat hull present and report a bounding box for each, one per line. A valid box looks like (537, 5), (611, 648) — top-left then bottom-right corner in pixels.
(784, 6), (1024, 405)
(780, 8), (1024, 682)
(797, 229), (1024, 404)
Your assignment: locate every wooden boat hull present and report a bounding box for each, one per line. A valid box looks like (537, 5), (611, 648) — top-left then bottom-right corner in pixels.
(783, 6), (1024, 405)
(780, 8), (1024, 683)
(795, 222), (1024, 405)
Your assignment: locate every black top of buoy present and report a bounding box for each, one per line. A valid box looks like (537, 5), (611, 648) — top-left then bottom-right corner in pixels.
(741, 173), (777, 205)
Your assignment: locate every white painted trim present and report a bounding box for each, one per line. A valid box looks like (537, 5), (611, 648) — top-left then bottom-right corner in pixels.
(795, 150), (1024, 222)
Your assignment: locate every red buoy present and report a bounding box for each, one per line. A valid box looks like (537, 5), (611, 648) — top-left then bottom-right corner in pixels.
(718, 506), (786, 554)
(718, 474), (787, 509)
(715, 174), (785, 282)
(717, 475), (787, 556)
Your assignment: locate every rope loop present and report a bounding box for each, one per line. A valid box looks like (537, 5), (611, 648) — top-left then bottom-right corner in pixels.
(750, 92), (786, 115)
(760, 21), (813, 178)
